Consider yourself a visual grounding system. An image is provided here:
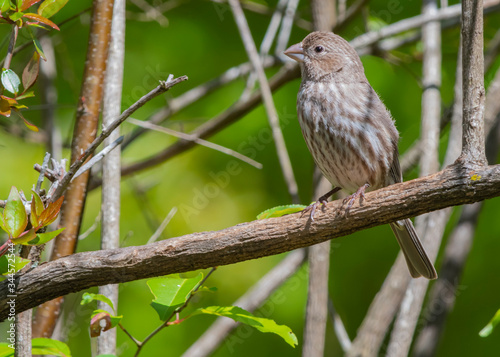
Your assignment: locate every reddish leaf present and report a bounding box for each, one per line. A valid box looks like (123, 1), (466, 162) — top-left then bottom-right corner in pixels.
(30, 190), (44, 227)
(23, 13), (59, 30)
(0, 97), (11, 117)
(21, 0), (42, 11)
(22, 51), (39, 92)
(90, 311), (112, 338)
(38, 195), (63, 227)
(37, 0), (67, 19)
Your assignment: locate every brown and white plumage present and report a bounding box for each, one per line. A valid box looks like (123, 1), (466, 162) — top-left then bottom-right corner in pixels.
(285, 32), (437, 279)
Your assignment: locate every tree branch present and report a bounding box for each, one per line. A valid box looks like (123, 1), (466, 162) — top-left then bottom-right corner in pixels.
(3, 163), (500, 320)
(459, 0), (487, 166)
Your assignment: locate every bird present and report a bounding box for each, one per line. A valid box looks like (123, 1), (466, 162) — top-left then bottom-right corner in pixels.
(284, 31), (437, 279)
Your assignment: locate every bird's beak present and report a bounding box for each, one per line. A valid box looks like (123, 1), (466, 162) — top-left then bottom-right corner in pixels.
(284, 43), (304, 63)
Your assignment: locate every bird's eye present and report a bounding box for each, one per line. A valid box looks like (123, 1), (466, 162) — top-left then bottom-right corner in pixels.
(314, 46), (324, 53)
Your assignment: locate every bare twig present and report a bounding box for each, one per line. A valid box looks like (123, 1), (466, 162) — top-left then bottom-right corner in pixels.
(182, 249), (306, 357)
(78, 211), (101, 240)
(130, 0), (169, 26)
(121, 56), (280, 150)
(53, 76), (188, 200)
(328, 298), (352, 352)
(275, 0), (301, 54)
(147, 207), (178, 244)
(127, 118), (262, 169)
(35, 153), (51, 193)
(228, 0), (299, 203)
(351, 0), (500, 53)
(3, 24), (18, 71)
(72, 136), (124, 181)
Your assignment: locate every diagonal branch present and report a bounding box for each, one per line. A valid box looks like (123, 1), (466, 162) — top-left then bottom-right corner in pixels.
(228, 0), (300, 202)
(3, 163), (500, 320)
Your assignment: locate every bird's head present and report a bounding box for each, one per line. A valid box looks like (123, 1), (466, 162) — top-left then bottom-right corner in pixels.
(284, 31), (364, 82)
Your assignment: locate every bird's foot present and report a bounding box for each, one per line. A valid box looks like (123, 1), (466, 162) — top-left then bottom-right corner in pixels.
(342, 184), (370, 216)
(301, 187), (341, 221)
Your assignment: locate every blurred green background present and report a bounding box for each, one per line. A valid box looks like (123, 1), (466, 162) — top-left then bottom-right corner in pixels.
(1, 0), (500, 356)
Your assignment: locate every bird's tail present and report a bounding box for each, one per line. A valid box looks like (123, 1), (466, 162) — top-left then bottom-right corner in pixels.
(390, 219), (437, 279)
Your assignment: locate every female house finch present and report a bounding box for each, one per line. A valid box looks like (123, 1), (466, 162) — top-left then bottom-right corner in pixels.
(284, 32), (437, 279)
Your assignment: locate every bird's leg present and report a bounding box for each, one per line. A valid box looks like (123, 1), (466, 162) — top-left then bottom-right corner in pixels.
(342, 183), (370, 216)
(301, 187), (342, 221)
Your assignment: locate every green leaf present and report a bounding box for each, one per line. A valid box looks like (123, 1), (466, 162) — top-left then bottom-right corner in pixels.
(37, 0), (67, 18)
(16, 90), (34, 100)
(11, 227), (36, 244)
(0, 213), (5, 232)
(479, 309), (500, 337)
(3, 186), (27, 238)
(1, 69), (21, 96)
(80, 292), (115, 313)
(192, 306), (298, 348)
(22, 52), (40, 92)
(257, 204), (306, 219)
(0, 343), (14, 357)
(0, 255), (30, 275)
(31, 338), (71, 357)
(0, 0), (11, 13)
(147, 273), (203, 321)
(8, 10), (23, 21)
(27, 26), (46, 60)
(22, 227), (65, 245)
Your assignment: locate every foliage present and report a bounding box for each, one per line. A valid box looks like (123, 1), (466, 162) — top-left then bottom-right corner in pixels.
(80, 273), (297, 354)
(0, 337), (71, 356)
(0, 0), (67, 131)
(0, 187), (64, 257)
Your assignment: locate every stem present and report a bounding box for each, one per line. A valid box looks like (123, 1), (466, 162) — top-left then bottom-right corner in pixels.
(3, 24), (18, 71)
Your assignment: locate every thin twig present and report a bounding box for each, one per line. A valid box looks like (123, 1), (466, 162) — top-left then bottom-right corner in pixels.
(147, 207), (177, 244)
(3, 24), (18, 71)
(127, 118), (262, 169)
(228, 0), (299, 203)
(328, 298), (352, 352)
(36, 153), (51, 193)
(52, 76), (188, 200)
(275, 0), (300, 54)
(72, 136), (124, 181)
(182, 250), (306, 357)
(133, 267), (217, 357)
(121, 56), (280, 150)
